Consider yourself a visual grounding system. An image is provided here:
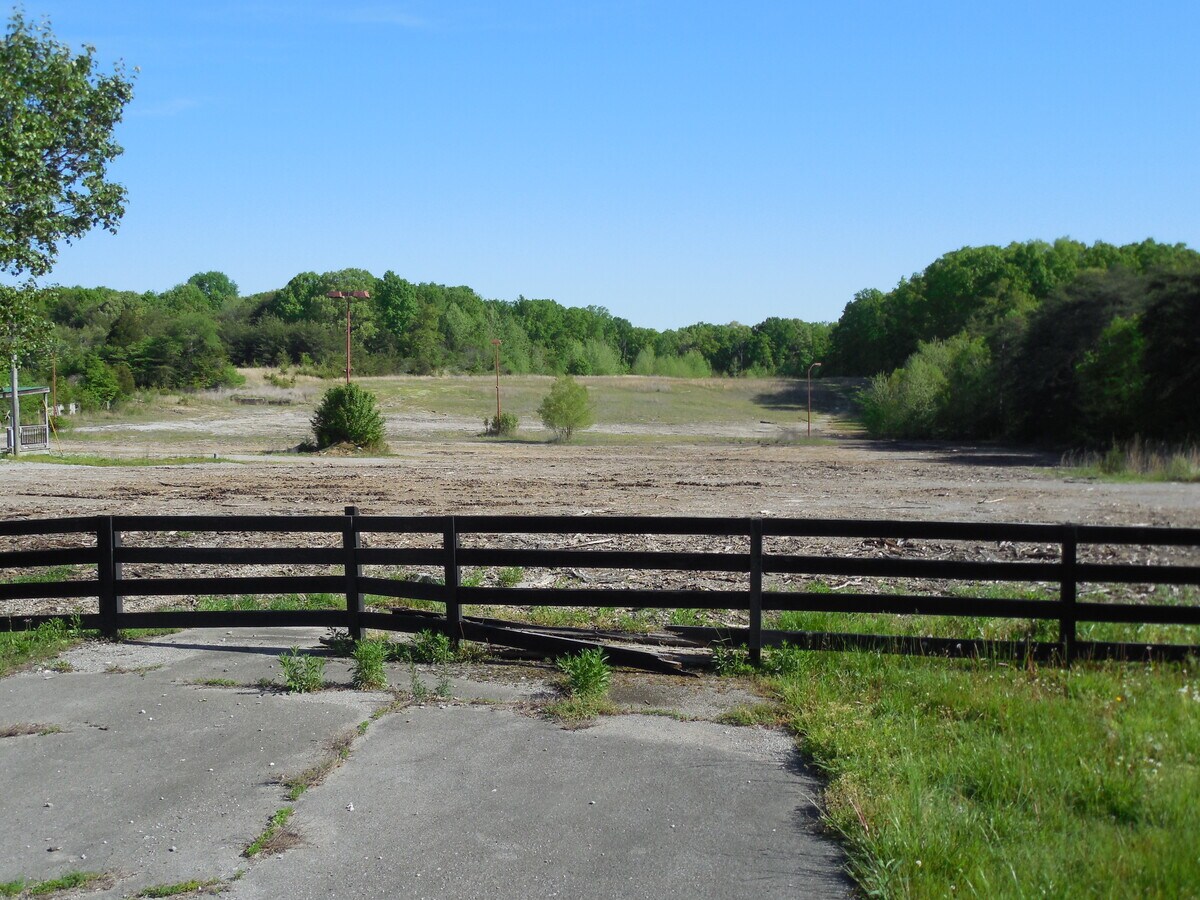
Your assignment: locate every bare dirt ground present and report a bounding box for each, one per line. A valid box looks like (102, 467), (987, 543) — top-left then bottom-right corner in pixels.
(5, 434), (1196, 526)
(3, 383), (1198, 621)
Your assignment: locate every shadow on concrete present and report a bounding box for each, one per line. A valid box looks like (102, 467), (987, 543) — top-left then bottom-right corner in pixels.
(122, 638), (329, 657)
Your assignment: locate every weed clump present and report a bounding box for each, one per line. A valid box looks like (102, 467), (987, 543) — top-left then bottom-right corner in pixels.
(484, 411), (519, 437)
(389, 629), (455, 665)
(278, 647), (325, 693)
(351, 639), (388, 690)
(557, 647), (611, 697)
(549, 648), (615, 724)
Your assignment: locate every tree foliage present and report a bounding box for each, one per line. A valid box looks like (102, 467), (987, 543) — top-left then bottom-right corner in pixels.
(310, 383), (386, 450)
(538, 376), (593, 441)
(0, 11), (135, 277)
(0, 282), (53, 364)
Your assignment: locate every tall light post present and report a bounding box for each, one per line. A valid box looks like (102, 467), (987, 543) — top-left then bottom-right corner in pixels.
(807, 361), (823, 437)
(327, 290), (371, 384)
(490, 339), (503, 421)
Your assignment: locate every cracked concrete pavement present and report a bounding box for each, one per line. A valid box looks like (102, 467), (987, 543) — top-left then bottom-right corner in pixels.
(1, 627), (850, 898)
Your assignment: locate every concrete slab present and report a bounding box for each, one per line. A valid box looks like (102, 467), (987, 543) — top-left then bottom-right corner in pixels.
(227, 707), (848, 900)
(0, 629), (850, 898)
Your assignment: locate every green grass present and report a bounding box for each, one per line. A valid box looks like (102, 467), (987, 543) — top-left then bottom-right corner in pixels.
(759, 647), (1200, 898)
(0, 618), (82, 678)
(242, 807), (296, 857)
(282, 729), (357, 801)
(1, 565), (82, 585)
(195, 593), (341, 612)
(356, 374), (845, 434)
(767, 580), (1200, 649)
(134, 878), (221, 897)
(0, 453), (236, 467)
(1060, 440), (1200, 483)
(26, 871), (106, 895)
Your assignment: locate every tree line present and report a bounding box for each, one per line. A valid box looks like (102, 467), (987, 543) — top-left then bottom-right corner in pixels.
(21, 268), (832, 410)
(832, 238), (1200, 444)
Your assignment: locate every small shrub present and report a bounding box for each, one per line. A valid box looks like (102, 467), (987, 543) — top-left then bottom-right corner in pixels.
(484, 411), (519, 437)
(408, 662), (430, 702)
(712, 643), (755, 676)
(351, 639), (388, 690)
(538, 375), (594, 441)
(310, 383), (386, 450)
(1100, 441), (1127, 475)
(389, 629), (455, 664)
(497, 566), (524, 587)
(278, 647), (325, 692)
(556, 648), (611, 698)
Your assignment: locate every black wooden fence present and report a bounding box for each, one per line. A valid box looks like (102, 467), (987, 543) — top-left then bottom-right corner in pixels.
(3, 509), (1199, 668)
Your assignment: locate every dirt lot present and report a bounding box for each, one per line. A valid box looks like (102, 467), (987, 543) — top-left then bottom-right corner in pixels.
(4, 435), (1197, 527)
(3, 379), (1198, 621)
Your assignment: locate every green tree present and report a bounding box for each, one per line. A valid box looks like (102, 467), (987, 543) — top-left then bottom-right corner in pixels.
(187, 271), (239, 308)
(538, 375), (594, 441)
(1075, 315), (1146, 442)
(0, 11), (135, 277)
(0, 282), (53, 364)
(311, 383), (386, 450)
(1140, 269), (1200, 440)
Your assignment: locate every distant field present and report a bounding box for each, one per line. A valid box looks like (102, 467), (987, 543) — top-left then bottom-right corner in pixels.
(46, 372), (863, 454)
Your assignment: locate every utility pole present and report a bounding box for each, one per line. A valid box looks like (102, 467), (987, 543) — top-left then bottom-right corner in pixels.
(327, 291), (371, 384)
(491, 339), (503, 421)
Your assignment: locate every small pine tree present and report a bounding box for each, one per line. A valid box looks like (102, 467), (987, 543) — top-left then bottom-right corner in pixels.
(311, 383), (386, 450)
(538, 375), (593, 441)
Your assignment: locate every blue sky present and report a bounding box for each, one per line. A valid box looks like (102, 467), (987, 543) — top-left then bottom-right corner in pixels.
(14, 0), (1200, 330)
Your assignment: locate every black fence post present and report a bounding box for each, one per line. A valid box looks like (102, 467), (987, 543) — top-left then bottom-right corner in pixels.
(749, 518), (763, 667)
(444, 517), (462, 647)
(97, 516), (122, 640)
(344, 505), (363, 641)
(1060, 525), (1078, 666)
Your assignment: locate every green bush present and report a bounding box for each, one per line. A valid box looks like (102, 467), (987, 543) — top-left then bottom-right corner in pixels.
(484, 411), (519, 437)
(310, 383), (386, 450)
(278, 647), (325, 692)
(556, 648), (611, 698)
(497, 566), (524, 587)
(351, 639), (388, 690)
(859, 332), (995, 439)
(389, 629), (455, 664)
(538, 375), (594, 441)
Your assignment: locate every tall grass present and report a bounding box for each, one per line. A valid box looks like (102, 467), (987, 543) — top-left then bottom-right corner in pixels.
(764, 648), (1200, 897)
(1062, 437), (1200, 482)
(0, 617), (81, 676)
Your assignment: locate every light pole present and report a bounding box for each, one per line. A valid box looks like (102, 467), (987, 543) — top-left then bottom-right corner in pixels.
(807, 361), (823, 437)
(327, 290), (371, 384)
(490, 339), (503, 421)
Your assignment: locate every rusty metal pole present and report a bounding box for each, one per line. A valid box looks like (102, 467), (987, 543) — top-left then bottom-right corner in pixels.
(344, 294), (352, 384)
(327, 291), (370, 385)
(807, 361), (822, 437)
(491, 339), (502, 420)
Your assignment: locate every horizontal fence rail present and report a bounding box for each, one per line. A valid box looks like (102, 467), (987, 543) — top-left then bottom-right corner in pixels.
(2, 510), (1199, 667)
